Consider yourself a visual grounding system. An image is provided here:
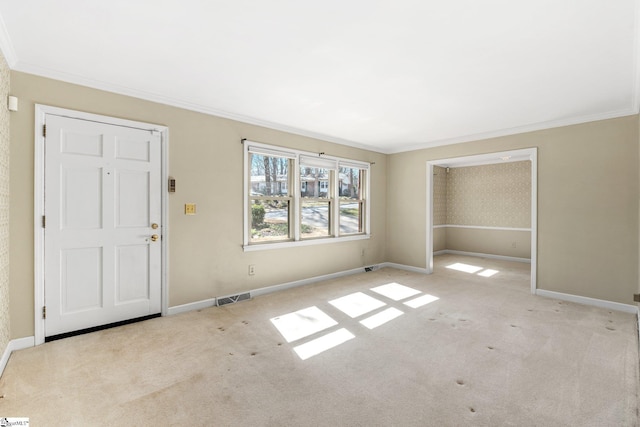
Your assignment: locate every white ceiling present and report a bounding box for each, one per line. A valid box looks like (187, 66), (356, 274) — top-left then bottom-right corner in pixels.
(0, 1), (638, 153)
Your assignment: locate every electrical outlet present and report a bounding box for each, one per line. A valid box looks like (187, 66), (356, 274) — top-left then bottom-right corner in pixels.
(185, 203), (196, 215)
(248, 265), (256, 276)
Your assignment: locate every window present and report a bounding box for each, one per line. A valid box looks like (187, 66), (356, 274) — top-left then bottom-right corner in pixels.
(244, 141), (370, 249)
(248, 152), (293, 243)
(339, 166), (365, 235)
(300, 166), (332, 239)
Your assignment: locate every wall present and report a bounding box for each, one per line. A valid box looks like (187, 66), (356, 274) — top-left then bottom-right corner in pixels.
(432, 161), (531, 258)
(446, 161), (530, 228)
(0, 52), (10, 359)
(387, 116), (639, 304)
(446, 161), (531, 258)
(9, 71), (387, 339)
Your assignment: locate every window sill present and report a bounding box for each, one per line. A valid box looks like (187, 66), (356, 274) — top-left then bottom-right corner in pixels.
(243, 234), (371, 252)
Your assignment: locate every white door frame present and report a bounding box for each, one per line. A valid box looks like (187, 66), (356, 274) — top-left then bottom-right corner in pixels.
(34, 105), (170, 345)
(426, 147), (537, 294)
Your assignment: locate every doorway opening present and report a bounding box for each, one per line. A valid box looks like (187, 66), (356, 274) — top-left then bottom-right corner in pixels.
(426, 148), (537, 293)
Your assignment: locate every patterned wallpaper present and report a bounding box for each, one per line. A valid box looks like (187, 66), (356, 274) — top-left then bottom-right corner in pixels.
(0, 51), (9, 355)
(433, 166), (447, 225)
(433, 161), (531, 228)
(447, 161), (531, 228)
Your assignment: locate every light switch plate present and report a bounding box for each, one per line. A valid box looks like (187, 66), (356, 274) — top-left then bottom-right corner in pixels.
(185, 203), (196, 215)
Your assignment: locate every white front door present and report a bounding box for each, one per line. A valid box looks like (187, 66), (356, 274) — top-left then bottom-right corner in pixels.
(43, 114), (162, 337)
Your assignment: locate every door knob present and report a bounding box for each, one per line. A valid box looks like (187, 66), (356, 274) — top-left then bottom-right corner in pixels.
(150, 234), (159, 242)
(151, 223), (159, 229)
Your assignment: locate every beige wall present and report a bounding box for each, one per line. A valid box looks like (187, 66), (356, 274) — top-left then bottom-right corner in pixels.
(433, 227), (446, 252)
(388, 116), (639, 304)
(7, 71), (640, 340)
(9, 71), (387, 339)
(445, 228), (531, 258)
(0, 52), (10, 355)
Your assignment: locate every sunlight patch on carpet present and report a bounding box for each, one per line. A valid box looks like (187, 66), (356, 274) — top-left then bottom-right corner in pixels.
(360, 307), (404, 329)
(329, 292), (386, 318)
(446, 263), (483, 273)
(478, 269), (499, 277)
(270, 306), (337, 343)
(293, 328), (355, 360)
(404, 294), (439, 308)
(371, 283), (421, 301)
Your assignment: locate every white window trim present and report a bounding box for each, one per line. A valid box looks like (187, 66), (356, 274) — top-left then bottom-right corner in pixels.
(243, 140), (370, 251)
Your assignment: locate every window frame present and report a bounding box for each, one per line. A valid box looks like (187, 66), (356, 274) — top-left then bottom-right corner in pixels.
(299, 166), (334, 240)
(248, 151), (294, 244)
(243, 140), (370, 251)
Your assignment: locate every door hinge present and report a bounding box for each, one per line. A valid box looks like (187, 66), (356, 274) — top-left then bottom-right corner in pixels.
(634, 293), (640, 303)
(43, 124), (46, 137)
(42, 215), (46, 228)
(42, 306), (46, 319)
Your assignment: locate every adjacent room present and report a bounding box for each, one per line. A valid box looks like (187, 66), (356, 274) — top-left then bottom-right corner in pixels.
(0, 1), (638, 425)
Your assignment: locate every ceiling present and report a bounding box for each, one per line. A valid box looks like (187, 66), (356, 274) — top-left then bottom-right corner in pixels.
(0, 1), (638, 154)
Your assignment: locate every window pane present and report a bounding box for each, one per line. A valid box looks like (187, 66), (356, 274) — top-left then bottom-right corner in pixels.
(250, 200), (290, 242)
(339, 167), (362, 199)
(340, 201), (363, 234)
(300, 167), (330, 199)
(250, 154), (289, 196)
(301, 201), (331, 238)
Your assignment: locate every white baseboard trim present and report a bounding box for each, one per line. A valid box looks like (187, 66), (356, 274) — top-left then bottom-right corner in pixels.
(378, 262), (429, 274)
(536, 289), (639, 314)
(168, 263), (431, 316)
(167, 298), (217, 316)
(1, 336), (35, 378)
(436, 249), (531, 264)
(252, 266), (368, 298)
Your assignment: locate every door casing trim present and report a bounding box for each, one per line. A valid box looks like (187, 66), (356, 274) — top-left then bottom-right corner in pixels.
(425, 147), (537, 294)
(34, 105), (169, 345)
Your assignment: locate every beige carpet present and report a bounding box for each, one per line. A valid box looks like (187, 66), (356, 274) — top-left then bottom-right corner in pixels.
(1, 254), (638, 426)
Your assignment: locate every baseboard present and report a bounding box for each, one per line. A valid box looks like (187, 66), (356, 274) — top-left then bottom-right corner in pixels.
(536, 289), (639, 314)
(0, 336), (35, 378)
(167, 298), (217, 316)
(169, 263), (430, 315)
(378, 262), (429, 274)
(252, 266), (369, 298)
(437, 249), (531, 264)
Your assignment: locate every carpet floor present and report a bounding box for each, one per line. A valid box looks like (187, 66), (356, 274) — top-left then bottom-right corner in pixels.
(1, 254), (638, 426)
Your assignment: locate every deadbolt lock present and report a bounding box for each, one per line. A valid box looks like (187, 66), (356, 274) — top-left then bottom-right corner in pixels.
(150, 234), (159, 242)
(151, 223), (159, 229)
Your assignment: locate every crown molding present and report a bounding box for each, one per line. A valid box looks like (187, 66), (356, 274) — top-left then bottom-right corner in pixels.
(14, 61), (386, 154)
(9, 62), (640, 157)
(385, 108), (639, 154)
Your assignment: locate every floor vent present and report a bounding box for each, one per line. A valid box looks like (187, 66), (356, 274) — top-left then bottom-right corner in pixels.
(364, 265), (379, 272)
(216, 292), (251, 306)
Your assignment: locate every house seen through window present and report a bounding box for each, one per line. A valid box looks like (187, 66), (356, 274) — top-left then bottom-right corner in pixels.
(244, 141), (370, 248)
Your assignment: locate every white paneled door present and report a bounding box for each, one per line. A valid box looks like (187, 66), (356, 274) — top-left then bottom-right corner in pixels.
(43, 115), (162, 337)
